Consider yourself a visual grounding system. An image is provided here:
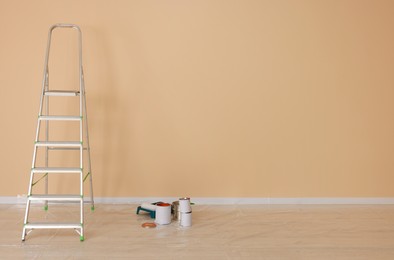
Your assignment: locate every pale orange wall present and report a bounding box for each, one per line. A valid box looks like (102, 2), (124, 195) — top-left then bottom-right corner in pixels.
(1, 0), (394, 197)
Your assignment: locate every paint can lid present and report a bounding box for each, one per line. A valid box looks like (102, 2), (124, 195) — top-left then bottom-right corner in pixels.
(141, 222), (156, 228)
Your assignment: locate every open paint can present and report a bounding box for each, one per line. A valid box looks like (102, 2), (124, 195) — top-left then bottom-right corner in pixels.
(155, 202), (171, 225)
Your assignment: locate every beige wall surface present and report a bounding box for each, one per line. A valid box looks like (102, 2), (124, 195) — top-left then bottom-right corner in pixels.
(1, 0), (394, 197)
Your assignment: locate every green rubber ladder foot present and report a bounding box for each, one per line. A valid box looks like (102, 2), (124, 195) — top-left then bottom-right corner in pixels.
(80, 236), (84, 241)
(91, 206), (95, 211)
(44, 205), (48, 211)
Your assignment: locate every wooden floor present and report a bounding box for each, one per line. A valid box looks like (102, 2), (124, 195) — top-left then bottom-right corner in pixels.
(1, 204), (394, 259)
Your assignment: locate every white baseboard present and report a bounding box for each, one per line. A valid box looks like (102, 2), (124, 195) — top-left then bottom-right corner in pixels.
(3, 196), (394, 205)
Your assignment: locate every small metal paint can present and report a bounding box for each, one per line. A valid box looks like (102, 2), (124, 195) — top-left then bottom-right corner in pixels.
(172, 201), (180, 221)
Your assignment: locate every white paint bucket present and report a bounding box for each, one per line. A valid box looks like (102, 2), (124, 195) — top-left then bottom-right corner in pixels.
(155, 203), (171, 225)
(179, 197), (191, 213)
(180, 212), (192, 227)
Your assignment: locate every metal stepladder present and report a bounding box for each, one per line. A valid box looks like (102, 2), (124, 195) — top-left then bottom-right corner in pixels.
(22, 24), (94, 242)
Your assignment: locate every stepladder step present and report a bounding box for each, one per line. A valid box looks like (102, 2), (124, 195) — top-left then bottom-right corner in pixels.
(35, 141), (82, 148)
(28, 195), (83, 202)
(44, 90), (80, 96)
(39, 115), (81, 121)
(25, 223), (82, 229)
(32, 167), (83, 173)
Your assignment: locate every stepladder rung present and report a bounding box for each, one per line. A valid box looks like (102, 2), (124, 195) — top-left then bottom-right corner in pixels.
(48, 147), (88, 151)
(44, 90), (80, 96)
(35, 141), (82, 147)
(39, 115), (81, 121)
(28, 195), (82, 202)
(24, 223), (82, 229)
(32, 167), (82, 173)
